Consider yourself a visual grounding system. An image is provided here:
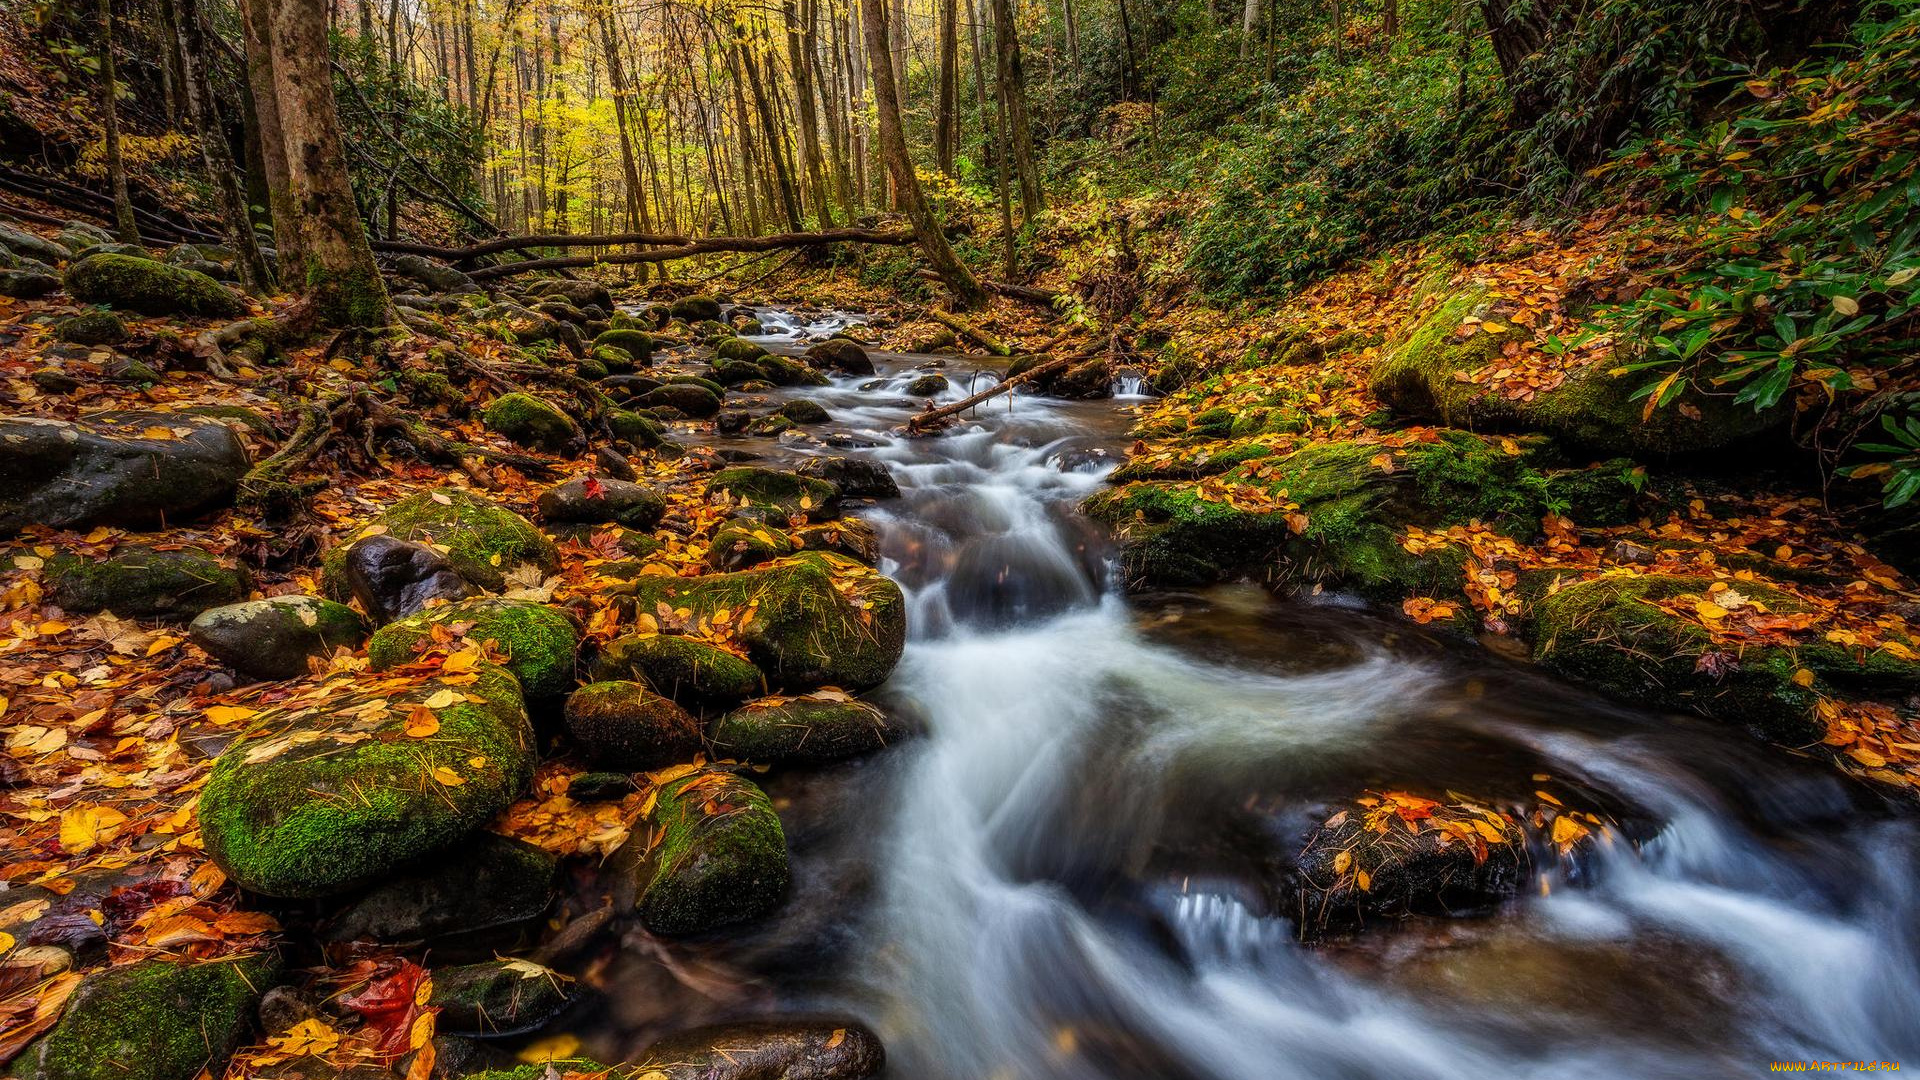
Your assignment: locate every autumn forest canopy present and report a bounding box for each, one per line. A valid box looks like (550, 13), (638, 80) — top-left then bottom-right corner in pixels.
(1, 0), (1919, 1077)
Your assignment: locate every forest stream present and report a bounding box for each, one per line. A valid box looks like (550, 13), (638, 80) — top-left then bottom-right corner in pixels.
(569, 311), (1920, 1079)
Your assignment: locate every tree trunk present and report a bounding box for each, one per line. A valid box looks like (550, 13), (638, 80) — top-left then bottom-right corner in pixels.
(597, 11), (650, 243)
(989, 0), (1042, 220)
(785, 0), (834, 226)
(860, 0), (987, 308)
(1239, 0), (1259, 58)
(175, 0), (272, 291)
(95, 0), (140, 244)
(1061, 0), (1080, 69)
(741, 33), (804, 231)
(934, 0), (959, 175)
(238, 0), (303, 271)
(251, 0), (394, 326)
(1384, 0), (1399, 38)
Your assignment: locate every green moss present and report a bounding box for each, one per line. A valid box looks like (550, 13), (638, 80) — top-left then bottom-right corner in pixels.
(757, 352), (828, 387)
(714, 337), (768, 363)
(710, 696), (894, 765)
(483, 392), (579, 452)
(592, 328), (654, 363)
(592, 344), (637, 373)
(63, 253), (245, 318)
(198, 663), (534, 897)
(1111, 442), (1281, 483)
(53, 310), (128, 345)
(607, 409), (665, 451)
(666, 296), (723, 323)
(622, 768), (788, 935)
(45, 547), (250, 620)
(465, 1060), (610, 1080)
(588, 634), (764, 709)
(668, 373), (728, 397)
(563, 680), (704, 768)
(705, 467), (839, 521)
(30, 956), (278, 1080)
(322, 488), (559, 595)
(367, 598), (580, 700)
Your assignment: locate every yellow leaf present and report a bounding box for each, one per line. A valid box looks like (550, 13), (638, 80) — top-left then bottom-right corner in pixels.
(1332, 850), (1353, 875)
(268, 1018), (343, 1057)
(1790, 668), (1816, 688)
(517, 1034), (582, 1063)
(1480, 322), (1509, 334)
(1551, 815), (1589, 847)
(1831, 295), (1860, 316)
(204, 705), (259, 725)
(1356, 870), (1372, 891)
(145, 635), (183, 656)
(1847, 745), (1888, 768)
(1694, 600), (1730, 621)
(405, 707), (441, 738)
(424, 689), (458, 709)
(59, 805), (129, 853)
(0, 930), (12, 954)
(432, 766), (466, 786)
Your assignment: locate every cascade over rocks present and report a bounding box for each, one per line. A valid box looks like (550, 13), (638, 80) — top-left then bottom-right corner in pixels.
(198, 663), (535, 898)
(0, 411), (251, 533)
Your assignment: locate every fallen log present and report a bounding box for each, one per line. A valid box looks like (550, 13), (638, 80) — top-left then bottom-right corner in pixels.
(926, 308), (1013, 356)
(375, 226), (915, 273)
(907, 356), (1072, 432)
(916, 268), (1060, 307)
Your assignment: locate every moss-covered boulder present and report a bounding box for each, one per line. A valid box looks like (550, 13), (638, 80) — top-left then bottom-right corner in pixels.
(666, 295), (723, 323)
(592, 328), (654, 365)
(367, 598), (579, 701)
(591, 344), (637, 374)
(323, 833), (557, 945)
(17, 956), (276, 1080)
(322, 488), (559, 595)
(794, 518), (881, 565)
(1294, 793), (1527, 935)
(198, 663), (535, 897)
(1371, 284), (1783, 456)
(0, 222), (70, 265)
(483, 393), (579, 453)
(710, 694), (896, 765)
(606, 409), (666, 452)
(613, 767), (788, 935)
(63, 253), (245, 318)
(536, 476), (666, 529)
(904, 374), (949, 397)
(708, 359), (769, 387)
(637, 383), (722, 419)
(53, 310), (128, 346)
(707, 521), (795, 571)
(564, 680), (705, 769)
(796, 456), (900, 499)
(758, 351), (830, 387)
(779, 399), (831, 424)
(429, 959), (576, 1038)
(1528, 574), (1920, 744)
(587, 634), (764, 709)
(705, 467), (840, 522)
(1086, 431), (1642, 593)
(189, 595), (368, 680)
(46, 546), (251, 620)
(0, 411), (251, 534)
(805, 338), (874, 375)
(613, 552), (905, 692)
(714, 337), (768, 363)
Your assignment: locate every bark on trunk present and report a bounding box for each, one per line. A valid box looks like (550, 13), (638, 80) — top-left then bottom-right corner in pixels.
(989, 0), (1043, 220)
(175, 0), (273, 291)
(935, 0), (959, 175)
(96, 0), (140, 244)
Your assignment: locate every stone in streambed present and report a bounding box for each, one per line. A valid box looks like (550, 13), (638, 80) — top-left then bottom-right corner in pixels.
(1293, 793), (1527, 934)
(46, 546), (251, 620)
(705, 466), (840, 522)
(666, 295), (723, 323)
(707, 520), (795, 571)
(429, 959), (576, 1038)
(14, 956), (277, 1080)
(638, 383), (722, 419)
(0, 411), (251, 534)
(805, 338), (874, 375)
(710, 694), (896, 765)
(483, 392), (578, 453)
(612, 766), (788, 935)
(336, 534), (478, 625)
(714, 336), (768, 363)
(591, 328), (654, 364)
(904, 374), (948, 397)
(321, 488), (558, 596)
(536, 476), (666, 530)
(324, 833), (557, 945)
(63, 253), (245, 318)
(367, 597), (579, 701)
(613, 553), (905, 692)
(795, 518), (881, 565)
(588, 634), (764, 710)
(189, 595), (368, 680)
(780, 399), (831, 424)
(796, 456), (899, 499)
(198, 662), (534, 897)
(632, 1019), (885, 1080)
(710, 359), (770, 387)
(758, 351), (830, 387)
(564, 680), (705, 769)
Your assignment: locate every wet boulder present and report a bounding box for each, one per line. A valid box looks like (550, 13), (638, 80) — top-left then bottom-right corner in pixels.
(536, 476), (666, 530)
(0, 411), (251, 534)
(707, 521), (796, 571)
(12, 956), (276, 1080)
(198, 662), (535, 897)
(805, 338), (874, 375)
(705, 466), (840, 522)
(430, 960), (576, 1038)
(612, 766), (788, 934)
(592, 328), (655, 365)
(189, 596), (369, 680)
(710, 359), (771, 387)
(714, 336), (768, 363)
(638, 383), (722, 419)
(63, 253), (246, 318)
(666, 295), (724, 323)
(335, 534), (479, 625)
(367, 597), (579, 702)
(0, 222), (71, 265)
(526, 278), (613, 312)
(904, 374), (948, 397)
(588, 633), (764, 710)
(483, 392), (579, 453)
(321, 488), (559, 595)
(1053, 358), (1114, 399)
(592, 344), (638, 374)
(324, 833), (557, 945)
(0, 265), (59, 298)
(795, 518), (881, 565)
(1293, 792), (1527, 933)
(46, 546), (251, 620)
(796, 456), (899, 499)
(633, 1019), (884, 1080)
(607, 409), (667, 452)
(780, 399), (831, 425)
(614, 552), (906, 692)
(389, 254), (476, 294)
(564, 680), (705, 768)
(53, 310), (127, 345)
(710, 694), (896, 766)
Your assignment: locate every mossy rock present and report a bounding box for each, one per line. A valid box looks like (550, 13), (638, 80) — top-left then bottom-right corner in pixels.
(46, 546), (251, 620)
(462, 1060), (610, 1080)
(1527, 574), (1919, 744)
(563, 680), (705, 768)
(591, 329), (654, 364)
(1109, 442), (1281, 483)
(779, 399), (830, 424)
(536, 476), (666, 529)
(429, 959), (576, 1038)
(714, 337), (768, 363)
(322, 488), (559, 595)
(587, 634), (764, 710)
(63, 253), (245, 318)
(19, 956), (277, 1080)
(613, 767), (788, 935)
(794, 518), (880, 565)
(323, 832), (557, 945)
(705, 467), (840, 522)
(1294, 795), (1526, 934)
(483, 393), (579, 453)
(758, 351), (830, 387)
(709, 359), (769, 387)
(707, 521), (796, 571)
(746, 414), (795, 437)
(637, 383), (722, 419)
(544, 522), (663, 559)
(1371, 284), (1784, 456)
(189, 595), (369, 680)
(198, 662), (535, 897)
(591, 344), (637, 373)
(1087, 431), (1642, 595)
(613, 552), (905, 692)
(367, 598), (579, 701)
(904, 374), (949, 397)
(666, 295), (723, 323)
(607, 409), (666, 451)
(710, 694), (895, 765)
(53, 310), (128, 346)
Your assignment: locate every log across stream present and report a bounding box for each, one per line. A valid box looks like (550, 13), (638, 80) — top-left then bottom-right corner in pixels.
(580, 309), (1920, 1078)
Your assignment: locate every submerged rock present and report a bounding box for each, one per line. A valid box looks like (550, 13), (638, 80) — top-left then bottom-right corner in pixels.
(198, 663), (534, 897)
(189, 596), (368, 679)
(633, 1019), (885, 1080)
(14, 956), (276, 1080)
(1293, 792), (1527, 933)
(367, 597), (579, 701)
(322, 488), (558, 595)
(710, 694), (896, 765)
(46, 546), (250, 620)
(588, 634), (765, 710)
(0, 411), (250, 534)
(63, 252), (245, 318)
(613, 766), (788, 934)
(613, 553), (906, 692)
(335, 534), (478, 625)
(429, 959), (576, 1038)
(564, 680), (706, 768)
(324, 833), (557, 945)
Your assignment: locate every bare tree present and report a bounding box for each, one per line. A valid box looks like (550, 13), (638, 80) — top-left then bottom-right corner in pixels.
(95, 0), (140, 244)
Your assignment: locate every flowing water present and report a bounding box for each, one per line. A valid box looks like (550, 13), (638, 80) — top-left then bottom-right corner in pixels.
(585, 311), (1920, 1078)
